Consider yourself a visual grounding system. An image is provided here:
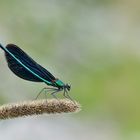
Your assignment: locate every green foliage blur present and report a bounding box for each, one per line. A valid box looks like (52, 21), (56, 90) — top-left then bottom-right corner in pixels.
(0, 0), (140, 136)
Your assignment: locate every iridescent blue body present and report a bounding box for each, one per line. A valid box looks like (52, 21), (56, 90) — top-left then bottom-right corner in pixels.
(0, 44), (71, 99)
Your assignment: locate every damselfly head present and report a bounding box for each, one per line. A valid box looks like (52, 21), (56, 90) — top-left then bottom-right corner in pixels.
(65, 84), (71, 91)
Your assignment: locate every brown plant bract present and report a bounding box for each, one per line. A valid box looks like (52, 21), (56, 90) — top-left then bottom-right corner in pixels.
(0, 99), (81, 119)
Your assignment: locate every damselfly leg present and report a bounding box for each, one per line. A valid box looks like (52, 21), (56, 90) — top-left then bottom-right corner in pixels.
(35, 87), (57, 100)
(35, 87), (74, 101)
(63, 90), (74, 102)
(50, 88), (63, 99)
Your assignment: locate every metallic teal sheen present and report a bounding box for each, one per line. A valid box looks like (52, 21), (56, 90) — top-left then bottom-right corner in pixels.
(55, 79), (65, 86)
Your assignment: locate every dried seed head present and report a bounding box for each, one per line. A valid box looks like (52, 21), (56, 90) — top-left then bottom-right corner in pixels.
(0, 99), (81, 120)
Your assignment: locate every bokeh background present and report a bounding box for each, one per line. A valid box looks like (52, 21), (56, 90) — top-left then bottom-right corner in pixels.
(0, 0), (140, 140)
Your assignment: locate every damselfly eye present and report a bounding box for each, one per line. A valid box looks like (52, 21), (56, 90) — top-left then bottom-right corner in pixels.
(66, 84), (71, 91)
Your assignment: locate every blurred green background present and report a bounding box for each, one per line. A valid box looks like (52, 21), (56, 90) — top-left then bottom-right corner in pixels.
(0, 0), (140, 140)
